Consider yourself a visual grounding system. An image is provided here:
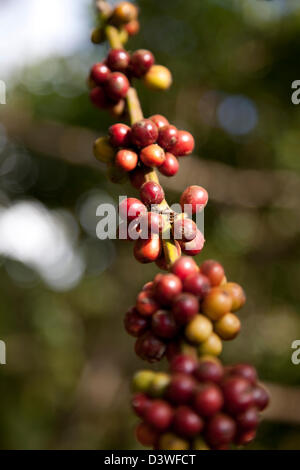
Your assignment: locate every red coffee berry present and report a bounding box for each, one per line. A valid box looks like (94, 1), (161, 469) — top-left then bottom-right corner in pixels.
(109, 123), (131, 147)
(252, 386), (269, 411)
(124, 307), (149, 337)
(172, 256), (198, 281)
(172, 293), (199, 325)
(90, 86), (110, 109)
(135, 331), (166, 362)
(236, 407), (259, 431)
(129, 166), (149, 190)
(222, 377), (254, 415)
(105, 72), (130, 101)
(119, 197), (147, 222)
(150, 114), (170, 130)
(135, 422), (158, 447)
(180, 229), (205, 256)
(183, 273), (210, 298)
(169, 130), (195, 157)
(140, 144), (166, 167)
(180, 185), (208, 214)
(136, 291), (159, 316)
(170, 354), (198, 375)
(142, 281), (154, 292)
(132, 393), (151, 418)
(106, 48), (130, 72)
(173, 406), (204, 438)
(157, 125), (178, 152)
(200, 260), (225, 287)
(205, 413), (236, 447)
(194, 360), (224, 384)
(91, 62), (111, 85)
(137, 211), (164, 237)
(115, 149), (138, 171)
(125, 19), (140, 36)
(144, 400), (173, 431)
(167, 373), (196, 405)
(140, 181), (165, 206)
(130, 49), (155, 77)
(229, 364), (258, 386)
(152, 310), (178, 339)
(173, 218), (197, 242)
(155, 274), (182, 306)
(131, 119), (159, 148)
(158, 152), (179, 177)
(193, 383), (224, 417)
(134, 235), (162, 264)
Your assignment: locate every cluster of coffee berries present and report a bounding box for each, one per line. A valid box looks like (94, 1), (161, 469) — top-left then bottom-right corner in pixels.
(125, 257), (245, 361)
(131, 357), (269, 450)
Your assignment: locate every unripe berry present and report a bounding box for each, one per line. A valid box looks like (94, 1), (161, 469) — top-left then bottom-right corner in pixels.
(222, 377), (254, 415)
(172, 293), (199, 325)
(134, 235), (162, 264)
(119, 197), (147, 222)
(158, 152), (179, 177)
(222, 282), (246, 311)
(205, 413), (236, 448)
(185, 314), (213, 344)
(105, 72), (130, 101)
(193, 383), (224, 417)
(143, 65), (173, 91)
(170, 130), (195, 157)
(90, 86), (110, 108)
(180, 229), (205, 256)
(167, 373), (196, 405)
(214, 313), (241, 340)
(152, 310), (178, 339)
(198, 332), (223, 356)
(144, 399), (173, 431)
(180, 185), (209, 214)
(112, 2), (139, 24)
(135, 422), (158, 447)
(252, 386), (269, 411)
(91, 28), (105, 44)
(173, 406), (204, 438)
(93, 136), (115, 163)
(131, 119), (159, 148)
(91, 62), (111, 85)
(155, 241), (181, 272)
(193, 437), (210, 450)
(194, 359), (224, 384)
(140, 181), (165, 206)
(149, 373), (171, 398)
(135, 332), (166, 363)
(150, 114), (169, 130)
(140, 144), (166, 167)
(201, 260), (225, 287)
(115, 149), (138, 171)
(170, 354), (198, 375)
(124, 307), (149, 337)
(157, 125), (178, 152)
(183, 273), (210, 298)
(132, 393), (151, 418)
(109, 123), (131, 147)
(172, 256), (198, 281)
(125, 19), (140, 36)
(155, 274), (182, 306)
(106, 48), (130, 72)
(132, 370), (156, 393)
(202, 287), (233, 321)
(136, 291), (159, 317)
(130, 49), (155, 77)
(158, 433), (189, 451)
(173, 218), (197, 242)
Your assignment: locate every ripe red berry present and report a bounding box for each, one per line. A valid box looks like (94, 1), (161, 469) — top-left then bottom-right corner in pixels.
(134, 235), (162, 264)
(119, 197), (147, 222)
(229, 364), (257, 386)
(172, 293), (199, 325)
(173, 218), (197, 242)
(106, 48), (130, 72)
(136, 291), (160, 316)
(136, 211), (164, 237)
(135, 331), (166, 362)
(169, 130), (195, 157)
(180, 185), (208, 214)
(158, 152), (179, 177)
(140, 144), (166, 167)
(124, 307), (149, 337)
(183, 273), (210, 298)
(109, 123), (131, 147)
(194, 360), (224, 384)
(144, 400), (173, 431)
(173, 406), (203, 438)
(131, 119), (159, 148)
(222, 377), (254, 415)
(129, 166), (149, 190)
(155, 274), (182, 306)
(167, 373), (196, 405)
(152, 310), (178, 339)
(140, 181), (165, 206)
(135, 422), (158, 447)
(236, 407), (259, 431)
(115, 149), (138, 171)
(105, 72), (130, 101)
(90, 86), (110, 108)
(170, 354), (198, 375)
(200, 260), (225, 287)
(132, 393), (151, 418)
(157, 125), (178, 152)
(130, 49), (155, 77)
(91, 62), (111, 85)
(150, 115), (169, 130)
(172, 256), (198, 281)
(180, 229), (205, 256)
(193, 383), (224, 417)
(252, 386), (269, 411)
(125, 19), (140, 36)
(205, 413), (236, 447)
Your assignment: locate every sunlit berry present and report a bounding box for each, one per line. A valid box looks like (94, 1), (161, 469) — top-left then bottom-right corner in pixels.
(134, 235), (162, 264)
(172, 256), (198, 281)
(155, 274), (182, 306)
(180, 185), (208, 214)
(183, 272), (210, 298)
(173, 218), (197, 242)
(140, 144), (166, 167)
(222, 282), (246, 311)
(143, 65), (173, 91)
(185, 314), (213, 344)
(124, 307), (149, 337)
(112, 1), (139, 24)
(214, 313), (241, 340)
(125, 19), (140, 36)
(152, 310), (178, 339)
(119, 197), (147, 222)
(150, 114), (169, 130)
(157, 125), (178, 152)
(109, 123), (131, 147)
(173, 406), (204, 438)
(200, 260), (225, 287)
(131, 119), (159, 148)
(115, 149), (138, 171)
(130, 49), (155, 77)
(180, 229), (205, 256)
(140, 181), (165, 206)
(169, 130), (195, 157)
(107, 48), (130, 72)
(172, 293), (199, 325)
(105, 72), (130, 101)
(202, 287), (233, 321)
(91, 62), (111, 85)
(158, 152), (179, 177)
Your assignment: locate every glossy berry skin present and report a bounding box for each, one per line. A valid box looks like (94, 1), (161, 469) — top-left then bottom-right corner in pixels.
(109, 123), (131, 147)
(180, 229), (205, 256)
(144, 400), (173, 431)
(91, 62), (111, 85)
(222, 282), (246, 311)
(140, 181), (165, 206)
(173, 406), (203, 438)
(134, 235), (162, 264)
(167, 373), (196, 405)
(124, 307), (149, 337)
(143, 65), (172, 91)
(119, 197), (147, 222)
(169, 130), (195, 157)
(115, 149), (138, 171)
(135, 332), (166, 363)
(158, 152), (179, 177)
(252, 386), (269, 411)
(205, 413), (236, 448)
(152, 310), (178, 339)
(129, 166), (149, 190)
(222, 377), (254, 415)
(112, 2), (139, 24)
(183, 273), (210, 298)
(140, 144), (166, 167)
(170, 354), (198, 375)
(173, 218), (197, 242)
(130, 49), (155, 77)
(107, 49), (130, 72)
(135, 422), (158, 447)
(180, 185), (209, 214)
(236, 407), (259, 431)
(202, 287), (233, 321)
(172, 293), (199, 325)
(193, 384), (224, 417)
(105, 72), (130, 101)
(90, 86), (110, 109)
(136, 291), (159, 317)
(201, 260), (225, 287)
(131, 119), (159, 148)
(198, 332), (223, 357)
(132, 393), (151, 418)
(155, 274), (182, 306)
(194, 360), (224, 384)
(214, 313), (241, 340)
(158, 125), (178, 152)
(185, 314), (213, 344)
(172, 256), (198, 281)
(150, 114), (169, 130)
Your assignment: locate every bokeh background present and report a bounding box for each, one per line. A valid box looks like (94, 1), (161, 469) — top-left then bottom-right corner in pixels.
(0, 0), (300, 449)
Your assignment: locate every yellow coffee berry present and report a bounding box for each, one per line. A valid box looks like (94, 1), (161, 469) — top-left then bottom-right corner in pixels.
(149, 372), (171, 398)
(132, 370), (155, 393)
(202, 287), (233, 321)
(93, 136), (115, 163)
(222, 282), (246, 312)
(198, 332), (223, 356)
(214, 312), (241, 340)
(143, 65), (173, 91)
(185, 314), (213, 344)
(159, 433), (189, 451)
